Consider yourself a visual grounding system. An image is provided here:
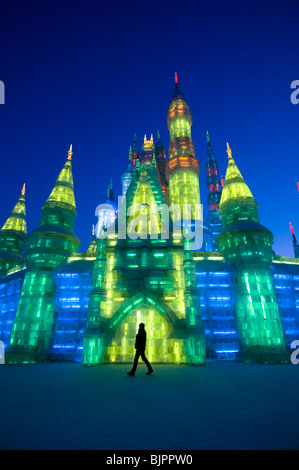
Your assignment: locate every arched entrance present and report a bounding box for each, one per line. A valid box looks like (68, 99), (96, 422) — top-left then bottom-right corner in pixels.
(102, 292), (186, 364)
(105, 304), (186, 363)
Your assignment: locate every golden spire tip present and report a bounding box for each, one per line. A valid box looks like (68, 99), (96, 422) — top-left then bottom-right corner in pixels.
(67, 144), (73, 160)
(226, 142), (232, 159)
(21, 183), (26, 196)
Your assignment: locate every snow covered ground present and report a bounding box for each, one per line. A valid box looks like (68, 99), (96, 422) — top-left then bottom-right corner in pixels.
(0, 361), (298, 450)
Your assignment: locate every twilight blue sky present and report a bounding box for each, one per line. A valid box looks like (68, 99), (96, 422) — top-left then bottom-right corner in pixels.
(0, 0), (298, 255)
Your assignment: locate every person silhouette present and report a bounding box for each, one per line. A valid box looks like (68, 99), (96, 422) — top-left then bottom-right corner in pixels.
(127, 323), (153, 376)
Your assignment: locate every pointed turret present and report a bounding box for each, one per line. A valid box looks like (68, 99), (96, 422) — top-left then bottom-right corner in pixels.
(217, 143), (287, 364)
(32, 145), (80, 257)
(87, 225), (97, 254)
(40, 145), (76, 229)
(132, 133), (138, 153)
(0, 184), (27, 273)
(105, 178), (116, 208)
(219, 143), (259, 226)
(290, 222), (299, 258)
(205, 131), (222, 248)
(206, 131), (221, 210)
(155, 130), (167, 159)
(122, 145), (133, 196)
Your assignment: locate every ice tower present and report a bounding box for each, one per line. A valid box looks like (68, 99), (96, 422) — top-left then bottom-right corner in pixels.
(216, 144), (287, 363)
(7, 146), (80, 363)
(167, 73), (201, 223)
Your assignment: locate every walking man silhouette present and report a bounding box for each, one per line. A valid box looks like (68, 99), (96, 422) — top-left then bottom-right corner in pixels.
(127, 323), (153, 376)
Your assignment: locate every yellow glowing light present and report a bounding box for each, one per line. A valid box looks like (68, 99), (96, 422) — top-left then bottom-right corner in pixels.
(67, 144), (73, 161)
(226, 142), (232, 159)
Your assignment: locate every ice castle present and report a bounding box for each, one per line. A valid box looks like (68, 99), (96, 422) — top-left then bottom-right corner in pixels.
(1, 76), (299, 365)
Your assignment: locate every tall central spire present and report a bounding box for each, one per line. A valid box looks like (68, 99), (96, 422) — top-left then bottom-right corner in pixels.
(167, 73), (202, 226)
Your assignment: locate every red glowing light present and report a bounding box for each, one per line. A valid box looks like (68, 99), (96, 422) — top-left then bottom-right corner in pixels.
(175, 72), (178, 83)
(290, 222), (295, 235)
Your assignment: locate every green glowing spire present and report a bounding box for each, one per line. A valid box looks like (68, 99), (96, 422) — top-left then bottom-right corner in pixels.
(1, 184), (26, 233)
(0, 184), (27, 272)
(220, 143), (258, 226)
(44, 145), (76, 210)
(39, 145), (78, 232)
